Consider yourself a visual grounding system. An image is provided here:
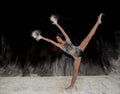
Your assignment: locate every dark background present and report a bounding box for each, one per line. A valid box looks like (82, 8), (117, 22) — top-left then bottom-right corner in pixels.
(1, 2), (120, 76)
(2, 2), (120, 50)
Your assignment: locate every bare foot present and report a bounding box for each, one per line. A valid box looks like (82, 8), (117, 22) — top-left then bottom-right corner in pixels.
(98, 13), (103, 24)
(65, 85), (73, 90)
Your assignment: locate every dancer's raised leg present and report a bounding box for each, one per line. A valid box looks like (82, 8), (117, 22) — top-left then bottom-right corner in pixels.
(79, 13), (103, 51)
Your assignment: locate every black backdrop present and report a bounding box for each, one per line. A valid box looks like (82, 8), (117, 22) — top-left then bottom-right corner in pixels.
(1, 2), (120, 76)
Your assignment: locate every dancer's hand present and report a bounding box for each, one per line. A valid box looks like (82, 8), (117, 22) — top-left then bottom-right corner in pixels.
(32, 30), (42, 41)
(36, 34), (42, 41)
(50, 15), (58, 24)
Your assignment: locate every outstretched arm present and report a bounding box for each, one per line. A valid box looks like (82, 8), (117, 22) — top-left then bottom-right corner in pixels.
(50, 15), (71, 42)
(31, 30), (61, 49)
(55, 23), (71, 42)
(42, 37), (61, 48)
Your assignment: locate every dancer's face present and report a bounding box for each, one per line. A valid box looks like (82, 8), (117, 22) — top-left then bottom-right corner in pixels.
(56, 36), (63, 43)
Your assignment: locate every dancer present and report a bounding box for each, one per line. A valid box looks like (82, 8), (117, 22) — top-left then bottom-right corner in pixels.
(32, 13), (103, 89)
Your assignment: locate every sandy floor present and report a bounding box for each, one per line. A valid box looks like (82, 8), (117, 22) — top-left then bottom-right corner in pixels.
(0, 75), (120, 94)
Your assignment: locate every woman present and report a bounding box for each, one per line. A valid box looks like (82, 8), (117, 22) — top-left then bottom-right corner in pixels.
(32, 13), (103, 89)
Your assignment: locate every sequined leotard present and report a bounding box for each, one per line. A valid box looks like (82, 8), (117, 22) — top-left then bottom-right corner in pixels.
(63, 41), (83, 59)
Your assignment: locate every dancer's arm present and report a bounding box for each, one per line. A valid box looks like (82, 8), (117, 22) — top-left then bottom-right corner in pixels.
(31, 31), (61, 49)
(50, 15), (71, 42)
(56, 23), (71, 42)
(41, 37), (62, 49)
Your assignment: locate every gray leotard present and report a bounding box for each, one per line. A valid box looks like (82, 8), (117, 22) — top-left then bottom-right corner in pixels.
(63, 42), (83, 59)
